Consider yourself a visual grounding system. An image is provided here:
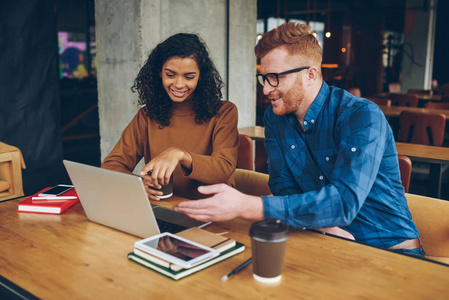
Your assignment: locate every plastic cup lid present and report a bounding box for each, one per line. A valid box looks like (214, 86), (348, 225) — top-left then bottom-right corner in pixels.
(249, 218), (289, 241)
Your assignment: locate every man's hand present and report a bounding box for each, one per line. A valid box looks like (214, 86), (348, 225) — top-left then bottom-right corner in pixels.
(174, 183), (264, 222)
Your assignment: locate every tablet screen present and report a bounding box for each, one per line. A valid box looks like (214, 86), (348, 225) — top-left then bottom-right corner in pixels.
(141, 234), (211, 262)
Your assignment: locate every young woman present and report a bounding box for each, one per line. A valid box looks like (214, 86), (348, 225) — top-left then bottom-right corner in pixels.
(101, 33), (239, 200)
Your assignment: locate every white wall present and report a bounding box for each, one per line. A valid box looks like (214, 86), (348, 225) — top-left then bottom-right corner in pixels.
(401, 0), (437, 91)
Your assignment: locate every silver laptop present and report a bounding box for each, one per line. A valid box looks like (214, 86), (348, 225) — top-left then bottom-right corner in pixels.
(63, 160), (210, 238)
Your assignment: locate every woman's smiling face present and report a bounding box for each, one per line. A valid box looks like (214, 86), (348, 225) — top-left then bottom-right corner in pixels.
(161, 56), (200, 103)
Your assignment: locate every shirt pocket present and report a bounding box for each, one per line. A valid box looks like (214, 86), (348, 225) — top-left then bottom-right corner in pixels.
(283, 142), (304, 170)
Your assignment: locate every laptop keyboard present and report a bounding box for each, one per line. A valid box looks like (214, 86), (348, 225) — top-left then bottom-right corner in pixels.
(156, 219), (188, 234)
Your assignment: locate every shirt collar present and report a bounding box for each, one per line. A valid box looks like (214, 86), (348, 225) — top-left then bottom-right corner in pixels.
(303, 81), (328, 126)
(287, 81), (329, 131)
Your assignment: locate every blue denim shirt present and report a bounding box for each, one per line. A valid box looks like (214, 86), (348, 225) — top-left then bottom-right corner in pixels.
(262, 81), (419, 248)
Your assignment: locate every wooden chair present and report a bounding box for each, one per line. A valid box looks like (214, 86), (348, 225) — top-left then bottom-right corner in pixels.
(390, 93), (419, 107)
(400, 110), (446, 198)
(366, 97), (391, 107)
(398, 155), (412, 193)
(407, 89), (433, 96)
(237, 134), (254, 171)
(232, 168), (271, 196)
(424, 102), (449, 146)
(399, 110), (446, 146)
(388, 82), (401, 93)
(349, 87), (361, 97)
(406, 193), (449, 263)
(0, 142), (26, 201)
(424, 102), (449, 110)
(436, 82), (449, 96)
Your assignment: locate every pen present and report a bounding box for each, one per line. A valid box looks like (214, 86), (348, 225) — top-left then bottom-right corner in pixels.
(32, 196), (77, 200)
(220, 258), (252, 281)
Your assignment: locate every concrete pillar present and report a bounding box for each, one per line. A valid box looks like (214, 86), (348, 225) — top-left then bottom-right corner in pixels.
(228, 1), (257, 128)
(95, 0), (257, 171)
(401, 0), (437, 91)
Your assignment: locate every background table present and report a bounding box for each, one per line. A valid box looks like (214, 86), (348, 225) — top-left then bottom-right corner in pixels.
(395, 142), (449, 198)
(379, 106), (449, 119)
(373, 93), (443, 106)
(238, 126), (265, 141)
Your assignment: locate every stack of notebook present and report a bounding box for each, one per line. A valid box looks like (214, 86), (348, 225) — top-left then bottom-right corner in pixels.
(128, 227), (245, 280)
(17, 187), (79, 214)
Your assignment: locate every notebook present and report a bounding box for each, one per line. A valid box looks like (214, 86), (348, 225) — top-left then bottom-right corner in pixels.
(63, 160), (210, 238)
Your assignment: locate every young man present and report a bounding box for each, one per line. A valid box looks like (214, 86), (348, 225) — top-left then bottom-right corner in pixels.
(175, 22), (423, 255)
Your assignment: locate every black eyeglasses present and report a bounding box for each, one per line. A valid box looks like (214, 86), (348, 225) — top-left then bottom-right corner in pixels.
(256, 67), (310, 87)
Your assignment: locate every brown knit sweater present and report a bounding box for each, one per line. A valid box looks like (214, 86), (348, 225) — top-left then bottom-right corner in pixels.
(101, 100), (239, 199)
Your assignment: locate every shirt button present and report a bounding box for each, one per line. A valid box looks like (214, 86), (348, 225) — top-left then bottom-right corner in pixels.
(319, 175), (324, 180)
(303, 121), (307, 126)
(311, 119), (315, 123)
(351, 147), (357, 152)
(291, 145), (296, 150)
(325, 156), (329, 161)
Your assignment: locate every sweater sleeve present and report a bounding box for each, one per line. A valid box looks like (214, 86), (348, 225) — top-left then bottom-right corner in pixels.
(101, 108), (148, 174)
(187, 102), (239, 184)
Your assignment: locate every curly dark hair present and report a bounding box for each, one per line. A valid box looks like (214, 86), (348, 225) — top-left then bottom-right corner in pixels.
(131, 33), (224, 127)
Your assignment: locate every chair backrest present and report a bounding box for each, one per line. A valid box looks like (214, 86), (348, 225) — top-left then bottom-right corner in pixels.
(388, 82), (401, 93)
(389, 93), (419, 107)
(349, 87), (361, 97)
(407, 89), (433, 96)
(237, 134), (254, 171)
(232, 168), (271, 196)
(406, 193), (449, 262)
(0, 149), (25, 200)
(397, 155), (412, 193)
(436, 82), (449, 96)
(424, 102), (449, 110)
(399, 110), (446, 146)
(366, 97), (391, 107)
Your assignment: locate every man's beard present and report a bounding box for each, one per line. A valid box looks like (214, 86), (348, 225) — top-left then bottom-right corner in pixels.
(271, 78), (305, 116)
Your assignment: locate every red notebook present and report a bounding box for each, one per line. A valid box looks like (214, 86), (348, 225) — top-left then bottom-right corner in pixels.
(17, 187), (80, 214)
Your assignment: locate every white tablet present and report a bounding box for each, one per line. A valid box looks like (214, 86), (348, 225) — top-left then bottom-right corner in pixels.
(134, 232), (220, 269)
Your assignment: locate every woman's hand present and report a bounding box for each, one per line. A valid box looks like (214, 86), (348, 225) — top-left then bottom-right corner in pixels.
(140, 175), (165, 201)
(140, 147), (192, 199)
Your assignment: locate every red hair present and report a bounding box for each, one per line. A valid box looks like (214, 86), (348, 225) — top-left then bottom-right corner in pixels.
(255, 22), (322, 67)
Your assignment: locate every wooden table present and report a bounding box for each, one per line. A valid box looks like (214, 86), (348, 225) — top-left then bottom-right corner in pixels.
(1, 196), (449, 299)
(239, 126), (265, 141)
(373, 93), (443, 104)
(396, 142), (449, 165)
(379, 105), (449, 119)
(239, 126), (265, 140)
(396, 142), (449, 198)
